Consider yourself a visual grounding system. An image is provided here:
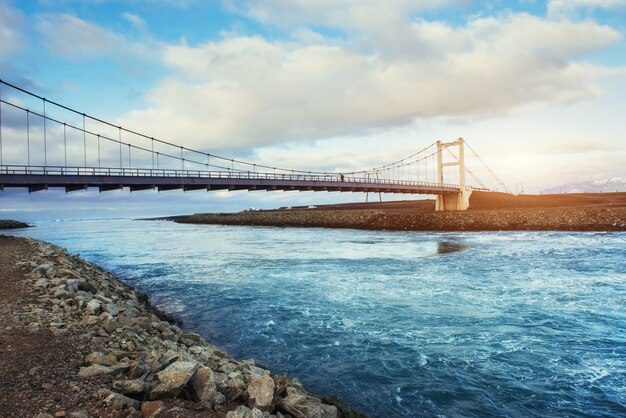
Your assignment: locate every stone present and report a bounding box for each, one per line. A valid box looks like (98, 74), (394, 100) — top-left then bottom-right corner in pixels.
(97, 388), (113, 399)
(140, 400), (164, 417)
(189, 366), (223, 404)
(161, 340), (178, 351)
(220, 362), (238, 375)
(101, 315), (118, 334)
(123, 305), (139, 318)
(81, 315), (99, 326)
(77, 364), (113, 378)
(66, 279), (79, 293)
(280, 388), (338, 418)
(78, 280), (97, 294)
(273, 375), (288, 397)
(226, 406), (266, 418)
(149, 361), (198, 400)
(151, 321), (166, 332)
(116, 314), (133, 328)
(130, 316), (149, 331)
(86, 299), (102, 315)
(28, 322), (41, 332)
(128, 360), (151, 379)
(32, 263), (53, 277)
(34, 278), (48, 288)
(110, 360), (131, 375)
(59, 268), (80, 279)
(290, 378), (304, 391)
(247, 375), (275, 411)
(160, 350), (181, 366)
(181, 331), (205, 346)
(220, 386), (244, 403)
(160, 328), (178, 341)
(144, 350), (162, 366)
(104, 392), (139, 411)
(34, 414), (54, 418)
(86, 351), (118, 367)
(53, 288), (69, 298)
(246, 365), (268, 379)
(67, 411), (90, 418)
(229, 373), (247, 391)
(113, 379), (146, 395)
(103, 302), (119, 316)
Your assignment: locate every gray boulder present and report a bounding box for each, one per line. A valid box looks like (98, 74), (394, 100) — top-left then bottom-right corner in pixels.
(280, 388), (338, 418)
(77, 364), (113, 378)
(189, 366), (224, 404)
(112, 379), (146, 395)
(85, 351), (118, 366)
(104, 392), (139, 410)
(86, 299), (102, 315)
(149, 361), (198, 400)
(226, 405), (266, 418)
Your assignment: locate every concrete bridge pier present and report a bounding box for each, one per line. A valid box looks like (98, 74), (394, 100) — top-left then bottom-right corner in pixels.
(435, 137), (471, 211)
(435, 188), (472, 211)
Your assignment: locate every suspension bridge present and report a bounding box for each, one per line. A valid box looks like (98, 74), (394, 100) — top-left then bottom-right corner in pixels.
(0, 80), (509, 211)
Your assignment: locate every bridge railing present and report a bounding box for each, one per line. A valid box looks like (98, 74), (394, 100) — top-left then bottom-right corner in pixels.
(0, 164), (459, 189)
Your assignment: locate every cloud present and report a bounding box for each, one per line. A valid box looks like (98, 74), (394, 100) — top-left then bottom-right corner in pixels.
(37, 13), (126, 59)
(226, 0), (463, 29)
(36, 13), (151, 60)
(136, 0), (199, 9)
(548, 0), (626, 17)
(0, 1), (25, 57)
(121, 12), (147, 31)
(118, 12), (621, 151)
(520, 138), (615, 155)
(228, 0), (468, 59)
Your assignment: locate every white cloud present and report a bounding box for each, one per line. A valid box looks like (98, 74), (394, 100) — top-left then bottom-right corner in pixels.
(36, 13), (151, 60)
(226, 0), (463, 29)
(548, 0), (626, 17)
(0, 1), (25, 56)
(37, 14), (126, 59)
(119, 12), (621, 151)
(229, 0), (471, 60)
(121, 12), (147, 31)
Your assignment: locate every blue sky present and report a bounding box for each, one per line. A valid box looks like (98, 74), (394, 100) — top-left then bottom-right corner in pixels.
(1, 0), (625, 220)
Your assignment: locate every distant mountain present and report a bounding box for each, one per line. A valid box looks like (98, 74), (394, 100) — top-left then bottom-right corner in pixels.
(544, 177), (626, 194)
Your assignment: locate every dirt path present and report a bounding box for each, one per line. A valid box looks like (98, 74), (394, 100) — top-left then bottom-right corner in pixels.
(0, 236), (100, 417)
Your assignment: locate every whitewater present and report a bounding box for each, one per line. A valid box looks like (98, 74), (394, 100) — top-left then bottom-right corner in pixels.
(10, 219), (626, 417)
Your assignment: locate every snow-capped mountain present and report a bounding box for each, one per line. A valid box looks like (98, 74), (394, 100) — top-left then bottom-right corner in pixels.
(544, 177), (626, 194)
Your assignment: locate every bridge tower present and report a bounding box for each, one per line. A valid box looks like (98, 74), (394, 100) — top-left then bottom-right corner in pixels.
(435, 138), (472, 211)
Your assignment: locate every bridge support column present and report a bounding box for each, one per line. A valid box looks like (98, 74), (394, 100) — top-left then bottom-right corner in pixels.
(435, 137), (471, 211)
(435, 189), (472, 211)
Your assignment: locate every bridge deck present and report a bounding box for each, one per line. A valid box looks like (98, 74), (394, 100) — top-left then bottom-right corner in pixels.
(0, 165), (461, 195)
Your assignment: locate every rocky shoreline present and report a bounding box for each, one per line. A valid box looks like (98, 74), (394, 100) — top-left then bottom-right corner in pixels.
(0, 235), (354, 418)
(0, 219), (30, 229)
(173, 206), (626, 232)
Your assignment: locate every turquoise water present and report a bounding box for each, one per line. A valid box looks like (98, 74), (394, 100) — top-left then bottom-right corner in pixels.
(9, 219), (626, 417)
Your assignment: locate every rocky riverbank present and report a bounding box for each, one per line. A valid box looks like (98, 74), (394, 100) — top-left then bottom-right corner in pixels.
(176, 206), (626, 231)
(0, 219), (30, 229)
(0, 235), (352, 418)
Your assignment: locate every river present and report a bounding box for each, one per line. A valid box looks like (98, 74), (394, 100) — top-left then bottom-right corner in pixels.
(9, 219), (626, 417)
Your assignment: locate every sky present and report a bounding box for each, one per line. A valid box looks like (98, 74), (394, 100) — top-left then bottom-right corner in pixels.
(0, 0), (625, 220)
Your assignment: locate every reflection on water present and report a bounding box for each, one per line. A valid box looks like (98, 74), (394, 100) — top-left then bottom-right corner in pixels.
(437, 241), (470, 254)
